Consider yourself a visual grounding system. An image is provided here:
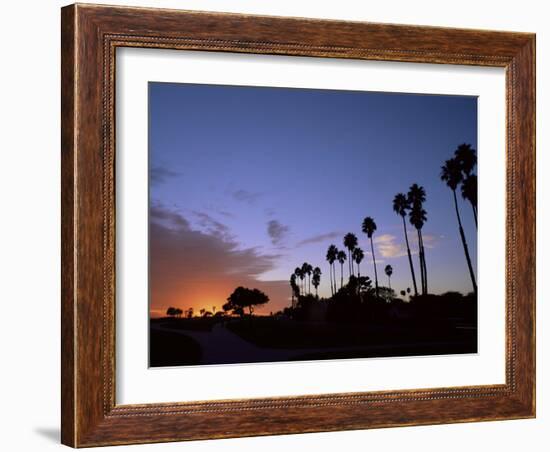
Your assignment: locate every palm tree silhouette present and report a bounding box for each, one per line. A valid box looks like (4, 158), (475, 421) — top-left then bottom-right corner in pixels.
(337, 250), (347, 290)
(302, 262), (313, 295)
(408, 184), (428, 295)
(343, 233), (358, 277)
(385, 264), (393, 290)
(353, 247), (364, 277)
(461, 174), (477, 226)
(326, 244), (338, 296)
(361, 217), (379, 297)
(441, 157), (477, 294)
(393, 193), (418, 296)
(294, 266), (304, 296)
(455, 143), (478, 227)
(312, 267), (322, 298)
(289, 273), (299, 307)
(454, 143), (477, 174)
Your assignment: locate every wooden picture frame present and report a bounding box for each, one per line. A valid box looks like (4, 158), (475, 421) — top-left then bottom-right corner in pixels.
(61, 3), (535, 447)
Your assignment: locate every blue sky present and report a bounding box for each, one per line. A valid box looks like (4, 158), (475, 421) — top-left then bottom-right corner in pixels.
(148, 82), (478, 315)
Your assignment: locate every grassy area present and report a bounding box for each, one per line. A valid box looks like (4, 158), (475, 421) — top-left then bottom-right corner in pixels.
(226, 316), (476, 350)
(149, 329), (202, 367)
(290, 340), (477, 361)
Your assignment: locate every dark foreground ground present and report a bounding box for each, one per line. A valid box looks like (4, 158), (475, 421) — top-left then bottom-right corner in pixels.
(149, 314), (477, 367)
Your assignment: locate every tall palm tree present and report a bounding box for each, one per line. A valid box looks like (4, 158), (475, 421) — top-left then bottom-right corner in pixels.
(312, 267), (321, 298)
(326, 244), (338, 296)
(361, 217), (379, 297)
(385, 264), (393, 290)
(294, 266), (304, 296)
(393, 193), (418, 296)
(343, 233), (358, 277)
(455, 143), (478, 228)
(353, 247), (364, 277)
(302, 262), (313, 295)
(409, 203), (427, 295)
(441, 158), (478, 294)
(290, 273), (298, 307)
(337, 250), (347, 290)
(408, 184), (428, 295)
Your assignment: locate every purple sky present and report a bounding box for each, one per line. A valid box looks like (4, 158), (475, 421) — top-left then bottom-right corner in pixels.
(148, 82), (478, 316)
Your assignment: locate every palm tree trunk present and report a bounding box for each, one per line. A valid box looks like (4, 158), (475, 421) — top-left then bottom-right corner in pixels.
(328, 263), (334, 296)
(419, 231), (428, 294)
(357, 263), (361, 278)
(402, 216), (419, 296)
(388, 276), (391, 290)
(340, 263), (344, 289)
(453, 190), (478, 294)
(471, 202), (478, 228)
(369, 237), (379, 297)
(330, 264), (333, 294)
(416, 228), (425, 295)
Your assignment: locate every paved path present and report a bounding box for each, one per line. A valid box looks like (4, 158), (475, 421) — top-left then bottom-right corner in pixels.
(151, 322), (295, 364)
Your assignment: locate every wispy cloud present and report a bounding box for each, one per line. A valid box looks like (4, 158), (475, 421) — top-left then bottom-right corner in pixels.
(373, 234), (408, 259)
(420, 233), (441, 249)
(150, 166), (181, 186)
(192, 211), (233, 241)
(296, 231), (342, 247)
(373, 231), (441, 259)
(232, 189), (262, 205)
(267, 220), (290, 246)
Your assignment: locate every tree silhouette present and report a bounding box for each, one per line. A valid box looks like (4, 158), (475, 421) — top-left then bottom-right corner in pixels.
(166, 307), (177, 318)
(223, 286), (269, 316)
(461, 174), (477, 227)
(353, 247), (364, 277)
(385, 264), (393, 290)
(454, 143), (477, 174)
(441, 157), (477, 294)
(408, 184), (428, 295)
(455, 143), (478, 227)
(326, 244), (338, 296)
(289, 273), (299, 307)
(343, 233), (358, 277)
(294, 266), (304, 296)
(393, 192), (418, 296)
(312, 267), (322, 298)
(361, 217), (379, 297)
(302, 262), (313, 295)
(337, 249), (347, 290)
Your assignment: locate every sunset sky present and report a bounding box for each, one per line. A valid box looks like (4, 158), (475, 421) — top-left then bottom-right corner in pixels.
(148, 82), (478, 317)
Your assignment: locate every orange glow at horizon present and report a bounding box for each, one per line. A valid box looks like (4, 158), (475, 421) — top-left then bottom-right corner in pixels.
(149, 279), (289, 318)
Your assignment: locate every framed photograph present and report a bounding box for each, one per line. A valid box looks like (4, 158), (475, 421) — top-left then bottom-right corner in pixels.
(61, 3), (535, 447)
